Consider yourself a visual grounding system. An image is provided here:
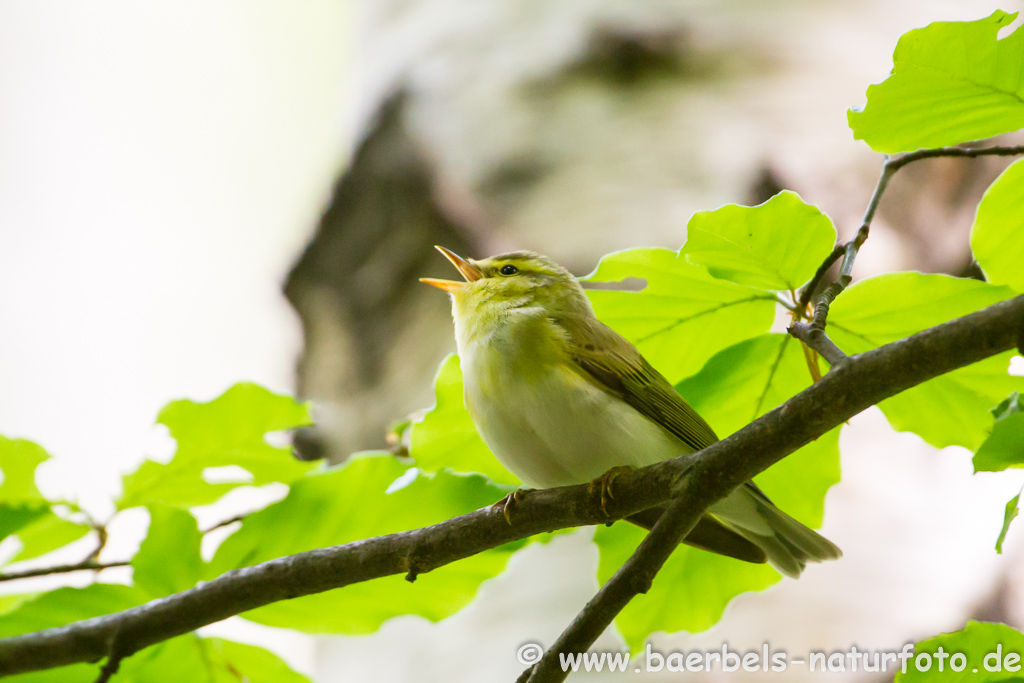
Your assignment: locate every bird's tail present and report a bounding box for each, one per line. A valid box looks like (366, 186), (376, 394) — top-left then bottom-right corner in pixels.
(711, 483), (842, 579)
(627, 507), (767, 564)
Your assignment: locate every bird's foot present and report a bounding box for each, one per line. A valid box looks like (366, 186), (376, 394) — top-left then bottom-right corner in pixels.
(589, 466), (635, 517)
(491, 488), (535, 525)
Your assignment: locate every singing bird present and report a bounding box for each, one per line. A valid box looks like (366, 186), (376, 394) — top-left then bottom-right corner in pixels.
(421, 247), (840, 578)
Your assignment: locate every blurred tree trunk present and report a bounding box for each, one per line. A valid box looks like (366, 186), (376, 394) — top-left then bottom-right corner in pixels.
(285, 95), (478, 459)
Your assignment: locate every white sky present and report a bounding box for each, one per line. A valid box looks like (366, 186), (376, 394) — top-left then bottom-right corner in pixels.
(0, 0), (350, 509)
(0, 1), (352, 674)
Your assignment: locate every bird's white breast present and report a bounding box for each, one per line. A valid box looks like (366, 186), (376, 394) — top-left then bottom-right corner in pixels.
(457, 311), (689, 489)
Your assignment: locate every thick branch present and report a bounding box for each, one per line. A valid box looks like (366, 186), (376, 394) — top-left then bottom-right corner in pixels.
(0, 295), (1023, 677)
(523, 482), (706, 683)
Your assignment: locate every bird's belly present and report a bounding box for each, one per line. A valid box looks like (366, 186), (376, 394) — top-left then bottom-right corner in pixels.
(463, 355), (689, 489)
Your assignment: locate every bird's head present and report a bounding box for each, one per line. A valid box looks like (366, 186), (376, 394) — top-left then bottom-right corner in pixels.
(421, 246), (592, 326)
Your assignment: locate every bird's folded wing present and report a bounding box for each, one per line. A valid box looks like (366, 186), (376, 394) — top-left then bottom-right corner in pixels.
(564, 317), (719, 452)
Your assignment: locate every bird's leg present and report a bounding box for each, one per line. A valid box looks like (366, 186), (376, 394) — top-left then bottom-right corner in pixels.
(589, 466), (635, 517)
(491, 488), (535, 525)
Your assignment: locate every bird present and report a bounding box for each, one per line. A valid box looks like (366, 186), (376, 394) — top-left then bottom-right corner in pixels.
(421, 246), (841, 578)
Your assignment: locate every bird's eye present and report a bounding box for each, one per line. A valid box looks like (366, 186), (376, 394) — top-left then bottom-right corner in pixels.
(500, 264), (519, 275)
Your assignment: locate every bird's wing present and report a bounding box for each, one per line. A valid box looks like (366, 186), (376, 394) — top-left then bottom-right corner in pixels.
(565, 316), (777, 505)
(563, 316), (719, 452)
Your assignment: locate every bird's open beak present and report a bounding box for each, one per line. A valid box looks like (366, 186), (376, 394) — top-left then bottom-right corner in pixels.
(419, 246), (484, 292)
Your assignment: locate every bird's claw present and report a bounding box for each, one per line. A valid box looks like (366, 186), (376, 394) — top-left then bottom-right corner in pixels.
(492, 488), (534, 525)
(589, 466), (634, 517)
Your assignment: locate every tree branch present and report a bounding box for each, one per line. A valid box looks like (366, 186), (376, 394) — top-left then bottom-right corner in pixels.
(788, 280), (850, 366)
(791, 144), (1024, 365)
(796, 144), (1024, 317)
(0, 295), (1022, 677)
(795, 161), (891, 317)
(523, 483), (706, 683)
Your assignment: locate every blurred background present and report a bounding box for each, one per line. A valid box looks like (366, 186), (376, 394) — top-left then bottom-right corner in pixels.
(2, 0), (1024, 680)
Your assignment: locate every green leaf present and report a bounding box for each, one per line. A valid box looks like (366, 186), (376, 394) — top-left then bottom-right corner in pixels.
(975, 392), (1024, 472)
(0, 507), (50, 546)
(0, 437), (90, 561)
(203, 639), (312, 683)
(117, 636), (208, 683)
(848, 11), (1024, 153)
(595, 334), (842, 649)
(7, 514), (91, 564)
(409, 354), (518, 485)
(116, 635), (311, 683)
(0, 437), (54, 549)
(897, 621), (1024, 681)
(678, 334), (842, 527)
(208, 453), (523, 633)
(583, 248), (776, 383)
(996, 487), (1021, 554)
(682, 191), (837, 291)
(991, 393), (1022, 422)
(132, 506), (204, 597)
(829, 273), (1023, 450)
(0, 587), (308, 683)
(3, 666), (99, 683)
(119, 383), (315, 510)
(972, 158), (1024, 293)
(0, 437), (49, 502)
(0, 584), (148, 638)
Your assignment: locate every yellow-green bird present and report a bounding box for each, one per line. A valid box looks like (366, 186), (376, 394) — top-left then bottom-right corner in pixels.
(422, 247), (841, 578)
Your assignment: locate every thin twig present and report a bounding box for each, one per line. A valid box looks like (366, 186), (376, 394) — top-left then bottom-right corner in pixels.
(796, 144), (1024, 317)
(201, 514), (248, 534)
(790, 166), (885, 365)
(796, 161), (891, 316)
(77, 507), (114, 564)
(0, 561), (129, 584)
(796, 244), (845, 317)
(792, 144), (1024, 366)
(886, 144), (1024, 172)
(86, 526), (108, 563)
(0, 509), (246, 586)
